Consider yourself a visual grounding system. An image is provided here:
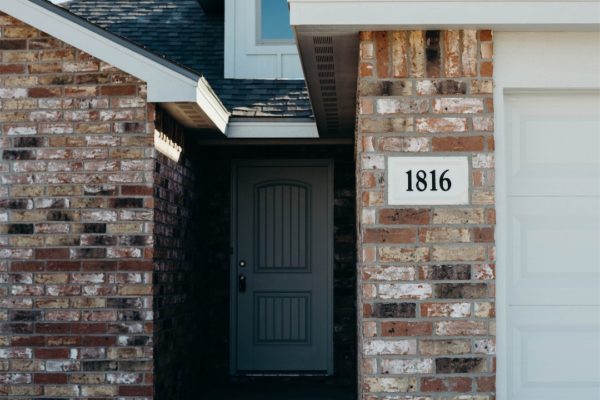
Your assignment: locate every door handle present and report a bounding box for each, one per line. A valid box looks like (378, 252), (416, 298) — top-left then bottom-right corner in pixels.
(238, 274), (246, 293)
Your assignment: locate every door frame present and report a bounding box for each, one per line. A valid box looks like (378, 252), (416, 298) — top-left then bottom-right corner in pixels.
(494, 32), (600, 399)
(229, 159), (335, 375)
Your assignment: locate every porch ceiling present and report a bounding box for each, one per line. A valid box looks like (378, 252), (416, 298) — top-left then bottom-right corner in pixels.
(290, 0), (600, 139)
(295, 31), (359, 138)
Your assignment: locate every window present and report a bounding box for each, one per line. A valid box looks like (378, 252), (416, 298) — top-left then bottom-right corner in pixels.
(225, 0), (303, 79)
(259, 0), (294, 43)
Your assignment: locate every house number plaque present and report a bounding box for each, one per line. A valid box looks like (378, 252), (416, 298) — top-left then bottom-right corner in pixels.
(388, 156), (469, 205)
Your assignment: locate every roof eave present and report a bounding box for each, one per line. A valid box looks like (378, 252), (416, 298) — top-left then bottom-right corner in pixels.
(2, 0), (229, 133)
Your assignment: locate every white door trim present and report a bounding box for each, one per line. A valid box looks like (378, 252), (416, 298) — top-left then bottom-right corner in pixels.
(494, 31), (600, 400)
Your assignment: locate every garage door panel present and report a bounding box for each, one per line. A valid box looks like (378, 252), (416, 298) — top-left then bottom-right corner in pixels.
(505, 91), (600, 197)
(508, 306), (600, 400)
(508, 197), (600, 305)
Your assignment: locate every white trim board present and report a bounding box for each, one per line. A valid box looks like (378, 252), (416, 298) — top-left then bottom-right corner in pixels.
(289, 0), (600, 31)
(494, 31), (600, 400)
(225, 121), (319, 138)
(3, 0), (229, 132)
(225, 0), (303, 79)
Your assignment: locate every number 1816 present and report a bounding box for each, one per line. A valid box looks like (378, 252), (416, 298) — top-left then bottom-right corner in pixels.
(406, 169), (452, 192)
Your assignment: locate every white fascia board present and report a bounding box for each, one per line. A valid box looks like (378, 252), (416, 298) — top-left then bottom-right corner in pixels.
(2, 0), (230, 132)
(225, 121), (319, 138)
(197, 78), (230, 133)
(289, 1), (600, 31)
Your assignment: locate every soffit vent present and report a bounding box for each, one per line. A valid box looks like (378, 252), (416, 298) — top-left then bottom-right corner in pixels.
(297, 32), (359, 137)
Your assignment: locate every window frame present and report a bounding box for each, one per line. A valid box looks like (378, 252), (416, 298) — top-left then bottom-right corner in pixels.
(256, 0), (296, 45)
(225, 0), (302, 79)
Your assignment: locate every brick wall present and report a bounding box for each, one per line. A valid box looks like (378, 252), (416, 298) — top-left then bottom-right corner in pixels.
(153, 108), (198, 398)
(0, 14), (155, 398)
(356, 31), (496, 399)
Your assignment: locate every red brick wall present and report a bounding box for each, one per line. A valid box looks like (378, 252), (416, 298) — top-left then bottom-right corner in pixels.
(356, 31), (496, 399)
(0, 14), (155, 398)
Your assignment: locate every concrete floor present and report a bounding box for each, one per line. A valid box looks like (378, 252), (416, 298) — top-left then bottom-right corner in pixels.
(202, 383), (355, 400)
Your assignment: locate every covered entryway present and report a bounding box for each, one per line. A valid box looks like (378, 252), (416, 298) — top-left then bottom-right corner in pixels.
(231, 160), (333, 373)
(495, 32), (600, 399)
(192, 142), (357, 399)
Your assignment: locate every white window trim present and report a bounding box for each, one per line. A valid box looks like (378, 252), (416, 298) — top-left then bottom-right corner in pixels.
(494, 31), (600, 400)
(225, 0), (302, 79)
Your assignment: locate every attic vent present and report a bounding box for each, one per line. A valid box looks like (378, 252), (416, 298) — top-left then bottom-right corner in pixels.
(313, 36), (333, 45)
(313, 36), (340, 134)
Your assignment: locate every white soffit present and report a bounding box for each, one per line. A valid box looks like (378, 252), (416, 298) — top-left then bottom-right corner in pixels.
(289, 1), (600, 32)
(2, 0), (229, 132)
(225, 120), (319, 138)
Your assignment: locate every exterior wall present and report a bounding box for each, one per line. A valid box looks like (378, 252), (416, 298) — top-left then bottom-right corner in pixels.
(356, 31), (496, 399)
(0, 14), (155, 398)
(195, 144), (357, 386)
(153, 109), (198, 399)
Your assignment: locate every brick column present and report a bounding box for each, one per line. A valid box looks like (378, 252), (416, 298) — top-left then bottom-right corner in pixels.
(0, 14), (154, 398)
(356, 31), (495, 399)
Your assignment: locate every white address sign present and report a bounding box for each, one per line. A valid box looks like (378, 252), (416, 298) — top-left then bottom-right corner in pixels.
(388, 156), (469, 205)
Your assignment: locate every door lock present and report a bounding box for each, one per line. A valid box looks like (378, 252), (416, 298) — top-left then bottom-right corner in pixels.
(239, 260), (246, 268)
(238, 274), (246, 292)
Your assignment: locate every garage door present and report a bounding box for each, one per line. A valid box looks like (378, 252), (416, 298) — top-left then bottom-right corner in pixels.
(495, 33), (600, 400)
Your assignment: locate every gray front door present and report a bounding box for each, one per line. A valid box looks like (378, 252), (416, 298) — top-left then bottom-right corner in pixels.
(231, 160), (333, 374)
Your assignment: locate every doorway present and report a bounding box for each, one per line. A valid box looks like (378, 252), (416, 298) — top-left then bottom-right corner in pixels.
(192, 143), (357, 398)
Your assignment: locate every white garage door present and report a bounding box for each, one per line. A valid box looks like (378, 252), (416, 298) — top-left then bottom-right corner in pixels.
(495, 33), (600, 400)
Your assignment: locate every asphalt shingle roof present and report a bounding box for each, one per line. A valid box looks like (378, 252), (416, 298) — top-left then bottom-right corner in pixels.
(61, 0), (312, 119)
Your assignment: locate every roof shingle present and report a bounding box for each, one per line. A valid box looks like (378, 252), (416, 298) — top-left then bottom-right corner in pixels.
(62, 0), (312, 118)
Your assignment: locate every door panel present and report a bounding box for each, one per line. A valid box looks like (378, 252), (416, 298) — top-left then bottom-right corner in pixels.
(507, 197), (600, 305)
(505, 92), (600, 196)
(232, 161), (333, 373)
(508, 307), (600, 400)
(501, 87), (600, 398)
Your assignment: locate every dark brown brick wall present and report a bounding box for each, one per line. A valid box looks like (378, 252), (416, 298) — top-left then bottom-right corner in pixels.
(152, 109), (198, 399)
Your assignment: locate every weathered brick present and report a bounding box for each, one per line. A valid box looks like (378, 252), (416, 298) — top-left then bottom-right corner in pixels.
(421, 302), (471, 318)
(381, 358), (434, 374)
(364, 228), (417, 243)
(364, 303), (416, 318)
(433, 98), (484, 114)
(416, 117), (467, 133)
(416, 79), (467, 95)
(432, 136), (485, 151)
(379, 208), (430, 225)
(420, 339), (471, 356)
(436, 358), (486, 373)
(421, 377), (471, 392)
(435, 283), (488, 299)
(381, 321), (433, 336)
(378, 283), (432, 300)
(420, 265), (472, 280)
(362, 266), (416, 281)
(363, 377), (417, 393)
(435, 321), (487, 336)
(379, 247), (430, 263)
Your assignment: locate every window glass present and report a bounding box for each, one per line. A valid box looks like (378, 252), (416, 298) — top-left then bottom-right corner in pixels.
(260, 0), (293, 41)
